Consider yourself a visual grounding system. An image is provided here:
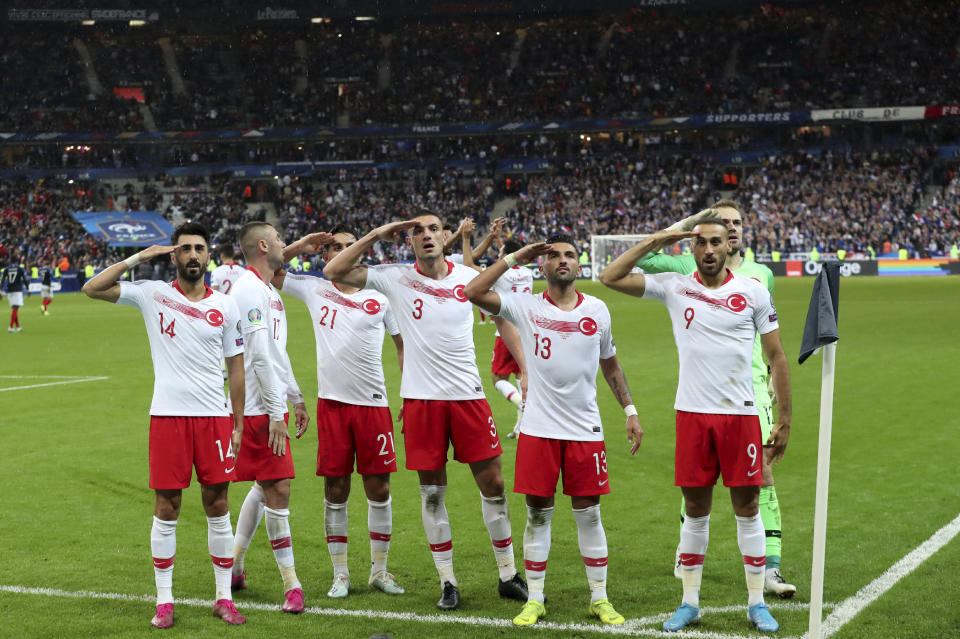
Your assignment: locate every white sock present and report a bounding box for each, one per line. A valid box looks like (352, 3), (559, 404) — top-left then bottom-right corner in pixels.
(481, 493), (517, 581)
(420, 485), (456, 587)
(324, 499), (349, 578)
(151, 517), (177, 606)
(736, 514), (766, 607)
(573, 504), (609, 602)
(265, 506), (300, 592)
(523, 506), (553, 604)
(494, 380), (523, 409)
(233, 483), (265, 576)
(207, 513), (234, 602)
(368, 497), (392, 577)
(678, 514), (710, 608)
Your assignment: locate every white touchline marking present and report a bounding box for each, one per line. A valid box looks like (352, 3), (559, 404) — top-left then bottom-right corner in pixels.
(0, 375), (100, 378)
(0, 376), (109, 392)
(810, 511), (960, 639)
(0, 584), (827, 639)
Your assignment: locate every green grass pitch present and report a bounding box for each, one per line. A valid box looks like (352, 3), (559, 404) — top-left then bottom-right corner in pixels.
(1, 276), (958, 639)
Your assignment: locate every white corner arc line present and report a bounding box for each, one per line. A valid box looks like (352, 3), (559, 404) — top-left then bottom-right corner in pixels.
(810, 511), (960, 639)
(0, 584), (826, 639)
(0, 376), (109, 392)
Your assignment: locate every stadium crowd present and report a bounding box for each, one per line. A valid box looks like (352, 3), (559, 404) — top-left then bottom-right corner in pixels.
(2, 1), (958, 133)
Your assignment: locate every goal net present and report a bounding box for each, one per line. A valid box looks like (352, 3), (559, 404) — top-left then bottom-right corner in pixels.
(590, 234), (691, 281)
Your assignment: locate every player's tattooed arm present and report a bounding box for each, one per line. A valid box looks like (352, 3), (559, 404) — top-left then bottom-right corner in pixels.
(82, 244), (175, 303)
(600, 355), (644, 455)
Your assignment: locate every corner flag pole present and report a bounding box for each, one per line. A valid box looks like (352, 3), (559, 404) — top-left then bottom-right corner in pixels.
(808, 340), (836, 639)
(797, 262), (841, 639)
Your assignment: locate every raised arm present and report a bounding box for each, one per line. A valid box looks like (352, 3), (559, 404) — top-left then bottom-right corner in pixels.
(760, 329), (792, 464)
(460, 218), (481, 272)
(82, 245), (175, 303)
(464, 242), (550, 315)
(324, 220), (420, 288)
(600, 355), (643, 455)
(598, 229), (696, 297)
(471, 218), (503, 262)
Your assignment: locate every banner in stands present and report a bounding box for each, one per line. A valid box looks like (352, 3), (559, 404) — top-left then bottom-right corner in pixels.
(764, 260), (878, 277)
(810, 106), (926, 122)
(71, 211), (175, 247)
(6, 8), (159, 22)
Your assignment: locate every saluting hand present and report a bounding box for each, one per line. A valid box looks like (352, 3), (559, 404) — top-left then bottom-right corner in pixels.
(513, 242), (552, 265)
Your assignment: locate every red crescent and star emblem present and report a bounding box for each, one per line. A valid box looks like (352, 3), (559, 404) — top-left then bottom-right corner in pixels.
(578, 317), (598, 336)
(361, 298), (382, 315)
(726, 294), (747, 312)
(204, 308), (224, 327)
(453, 284), (467, 302)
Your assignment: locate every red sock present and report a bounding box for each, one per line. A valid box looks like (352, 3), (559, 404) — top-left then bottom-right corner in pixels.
(11, 308), (18, 327)
(43, 298), (50, 310)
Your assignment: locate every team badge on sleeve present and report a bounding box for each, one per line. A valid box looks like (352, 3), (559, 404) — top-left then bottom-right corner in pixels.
(248, 308), (263, 323)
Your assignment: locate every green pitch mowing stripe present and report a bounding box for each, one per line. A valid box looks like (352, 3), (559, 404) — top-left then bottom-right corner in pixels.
(0, 584), (825, 638)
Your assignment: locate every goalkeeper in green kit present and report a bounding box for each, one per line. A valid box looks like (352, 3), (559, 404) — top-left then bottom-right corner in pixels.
(638, 199), (796, 599)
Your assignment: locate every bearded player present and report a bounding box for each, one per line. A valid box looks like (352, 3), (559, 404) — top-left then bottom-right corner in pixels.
(82, 222), (247, 628)
(600, 215), (791, 633)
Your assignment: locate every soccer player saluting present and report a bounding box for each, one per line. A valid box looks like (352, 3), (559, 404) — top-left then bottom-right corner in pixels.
(637, 201), (796, 598)
(81, 222), (247, 628)
(460, 220), (529, 438)
(324, 215), (527, 610)
(599, 214), (791, 633)
(276, 225), (406, 599)
(465, 235), (641, 627)
(211, 244), (243, 294)
(227, 222), (309, 613)
(1, 256), (29, 332)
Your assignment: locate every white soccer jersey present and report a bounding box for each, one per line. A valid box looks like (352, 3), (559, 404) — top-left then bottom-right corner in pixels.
(493, 265), (534, 337)
(642, 270), (779, 415)
(230, 268), (297, 417)
(448, 253), (464, 264)
(282, 273), (399, 407)
(366, 261), (484, 400)
(117, 279), (243, 416)
(211, 264), (243, 294)
(497, 290), (615, 441)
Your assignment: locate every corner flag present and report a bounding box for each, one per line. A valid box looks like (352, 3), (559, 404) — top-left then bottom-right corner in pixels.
(798, 262), (840, 365)
(800, 262), (840, 639)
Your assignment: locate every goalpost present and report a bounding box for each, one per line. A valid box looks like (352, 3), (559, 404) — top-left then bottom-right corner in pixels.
(590, 234), (693, 281)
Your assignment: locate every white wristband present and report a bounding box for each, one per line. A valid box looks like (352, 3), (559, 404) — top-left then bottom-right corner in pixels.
(624, 404), (638, 417)
(503, 253), (518, 268)
(124, 254), (141, 269)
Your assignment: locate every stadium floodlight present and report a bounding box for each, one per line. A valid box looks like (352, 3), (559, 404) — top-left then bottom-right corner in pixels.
(81, 20), (95, 26)
(311, 17), (331, 24)
(129, 20), (146, 27)
(355, 16), (375, 21)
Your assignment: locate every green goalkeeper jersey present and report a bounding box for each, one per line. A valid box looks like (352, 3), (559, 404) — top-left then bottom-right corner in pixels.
(636, 252), (775, 399)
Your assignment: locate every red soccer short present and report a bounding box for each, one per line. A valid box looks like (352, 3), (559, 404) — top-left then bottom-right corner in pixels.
(675, 410), (763, 487)
(232, 413), (295, 482)
(402, 398), (501, 470)
(149, 416), (236, 489)
(491, 336), (521, 376)
(317, 398), (398, 476)
(514, 433), (611, 497)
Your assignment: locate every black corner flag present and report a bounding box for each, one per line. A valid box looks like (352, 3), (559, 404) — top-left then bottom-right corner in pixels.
(798, 262), (840, 365)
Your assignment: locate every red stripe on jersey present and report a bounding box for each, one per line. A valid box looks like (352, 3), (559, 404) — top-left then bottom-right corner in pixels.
(270, 536), (292, 550)
(153, 292), (205, 320)
(582, 556), (608, 567)
(530, 314), (581, 333)
(429, 541), (453, 553)
(369, 532), (392, 542)
(491, 537), (513, 548)
(326, 536), (348, 544)
(743, 555), (766, 567)
(525, 559), (547, 572)
(400, 276), (464, 302)
(210, 555), (234, 568)
(318, 287), (364, 311)
(153, 556), (175, 569)
(679, 553), (705, 567)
